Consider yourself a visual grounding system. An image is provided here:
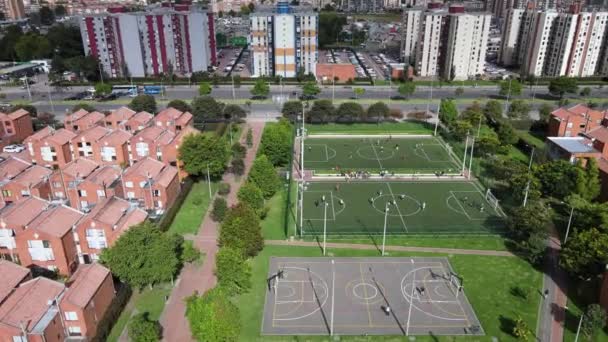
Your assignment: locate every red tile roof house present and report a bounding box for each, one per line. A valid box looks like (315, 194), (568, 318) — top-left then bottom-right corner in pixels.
(0, 157), (32, 204)
(0, 261), (116, 341)
(25, 127), (77, 169)
(49, 158), (100, 211)
(129, 125), (176, 164)
(70, 165), (123, 213)
(75, 196), (147, 263)
(63, 109), (105, 133)
(70, 125), (111, 160)
(118, 158), (179, 215)
(547, 104), (607, 137)
(0, 109), (34, 149)
(122, 111), (153, 133)
(92, 129), (132, 166)
(0, 197), (83, 275)
(59, 263), (116, 339)
(104, 106), (136, 130)
(153, 107), (194, 133)
(1, 165), (52, 205)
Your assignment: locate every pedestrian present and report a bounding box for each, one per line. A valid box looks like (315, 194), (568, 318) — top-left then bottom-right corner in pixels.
(480, 204), (485, 213)
(422, 202), (426, 210)
(339, 199), (344, 206)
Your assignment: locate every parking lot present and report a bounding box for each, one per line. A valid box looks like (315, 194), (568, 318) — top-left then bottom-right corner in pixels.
(216, 47), (244, 76)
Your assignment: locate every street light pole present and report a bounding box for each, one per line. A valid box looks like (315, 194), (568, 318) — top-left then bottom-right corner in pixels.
(504, 78), (512, 114)
(206, 164), (212, 198)
(565, 205), (574, 244)
(323, 201), (328, 256)
(461, 135), (469, 175)
(231, 74), (236, 100)
(330, 259), (335, 336)
(382, 202), (390, 256)
(574, 313), (584, 342)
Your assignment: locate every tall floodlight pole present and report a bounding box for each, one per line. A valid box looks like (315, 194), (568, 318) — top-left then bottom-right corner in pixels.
(299, 183), (304, 236)
(467, 137), (475, 180)
(231, 74), (236, 100)
(522, 147), (535, 207)
(301, 106), (305, 181)
(574, 313), (584, 342)
(24, 78), (31, 101)
(330, 259), (335, 335)
(461, 135), (469, 175)
(323, 201), (328, 256)
(434, 104), (440, 136)
(426, 76), (434, 115)
(504, 78), (512, 114)
(206, 164), (212, 198)
(382, 202), (390, 256)
(565, 205), (574, 244)
(388, 77), (392, 106)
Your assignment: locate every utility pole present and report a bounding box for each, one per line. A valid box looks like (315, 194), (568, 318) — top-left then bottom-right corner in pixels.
(231, 74), (236, 100)
(461, 135), (469, 175)
(565, 205), (574, 244)
(504, 78), (512, 114)
(467, 137), (475, 180)
(574, 313), (584, 342)
(323, 201), (328, 256)
(206, 164), (212, 198)
(522, 147), (535, 207)
(382, 202), (390, 256)
(330, 259), (335, 336)
(434, 104), (440, 136)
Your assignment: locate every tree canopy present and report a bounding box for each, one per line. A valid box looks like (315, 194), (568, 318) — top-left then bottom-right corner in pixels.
(439, 99), (458, 126)
(191, 96), (225, 123)
(186, 288), (241, 342)
(251, 79), (270, 98)
(260, 119), (293, 167)
(282, 100), (303, 120)
(215, 247), (252, 296)
(100, 222), (182, 289)
(178, 133), (229, 178)
(129, 95), (157, 113)
(199, 82), (212, 96)
(302, 81), (321, 97)
(219, 203), (264, 257)
(398, 82), (415, 98)
(549, 77), (578, 98)
(128, 312), (161, 342)
(561, 228), (608, 279)
(167, 99), (192, 113)
(248, 155), (281, 199)
(499, 79), (522, 97)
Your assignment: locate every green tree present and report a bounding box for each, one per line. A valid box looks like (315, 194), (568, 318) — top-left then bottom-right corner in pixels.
(167, 99), (192, 113)
(308, 100), (335, 123)
(319, 12), (347, 47)
(507, 201), (550, 248)
(251, 79), (270, 98)
(549, 77), (578, 98)
(215, 247), (252, 296)
(39, 6), (55, 25)
(282, 100), (303, 120)
(499, 79), (523, 97)
(94, 82), (112, 96)
(233, 75), (242, 88)
(581, 304), (607, 340)
(585, 158), (601, 201)
(475, 131), (501, 156)
(199, 82), (212, 96)
(260, 120), (292, 167)
(566, 194), (608, 233)
(439, 98), (458, 126)
(538, 103), (554, 123)
(367, 102), (390, 121)
(353, 87), (365, 99)
(240, 4), (251, 14)
(211, 197), (228, 222)
(460, 102), (485, 126)
(513, 317), (531, 341)
(484, 100), (503, 121)
(454, 87), (464, 96)
(336, 102), (364, 121)
(46, 24), (82, 59)
(231, 157), (245, 176)
(534, 160), (583, 199)
(54, 5), (67, 17)
(219, 203), (264, 257)
(580, 87), (592, 97)
(179, 133), (229, 178)
(507, 100), (530, 119)
(223, 104), (246, 122)
(186, 288), (240, 342)
(398, 82), (415, 98)
(246, 128), (253, 147)
(451, 120), (472, 140)
(238, 182), (264, 213)
(302, 81), (321, 98)
(249, 155), (281, 199)
(191, 96), (225, 123)
(71, 103), (96, 113)
(100, 222), (182, 289)
(497, 121), (519, 146)
(129, 95), (157, 113)
(561, 228), (608, 279)
(128, 312), (161, 342)
(15, 33), (51, 60)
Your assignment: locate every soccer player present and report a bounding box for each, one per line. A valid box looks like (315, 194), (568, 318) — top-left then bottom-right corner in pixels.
(422, 202), (426, 210)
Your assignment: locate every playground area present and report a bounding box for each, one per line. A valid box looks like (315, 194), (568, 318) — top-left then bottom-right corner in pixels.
(262, 257), (484, 336)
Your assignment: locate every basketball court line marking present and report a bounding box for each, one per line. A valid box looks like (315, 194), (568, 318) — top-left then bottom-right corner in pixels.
(330, 191), (336, 220)
(359, 262), (373, 326)
(386, 182), (409, 233)
(272, 267), (329, 323)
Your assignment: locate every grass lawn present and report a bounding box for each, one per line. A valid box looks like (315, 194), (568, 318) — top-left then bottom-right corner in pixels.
(167, 181), (218, 235)
(562, 278), (608, 341)
(235, 245), (542, 341)
(516, 130), (546, 149)
(306, 122), (434, 135)
(106, 283), (172, 342)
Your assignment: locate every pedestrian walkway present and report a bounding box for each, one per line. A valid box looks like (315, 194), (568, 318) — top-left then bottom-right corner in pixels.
(158, 122), (265, 342)
(265, 240), (515, 257)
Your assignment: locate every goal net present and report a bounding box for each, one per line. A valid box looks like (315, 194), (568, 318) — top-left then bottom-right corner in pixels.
(485, 189), (500, 211)
(448, 273), (463, 297)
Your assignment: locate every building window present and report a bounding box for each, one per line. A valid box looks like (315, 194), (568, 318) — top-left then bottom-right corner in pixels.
(65, 312), (78, 321)
(52, 182), (62, 188)
(135, 142), (149, 157)
(2, 190), (11, 197)
(97, 189), (106, 197)
(67, 326), (82, 336)
(125, 181), (134, 188)
(127, 191), (135, 199)
(78, 190), (87, 197)
(12, 337), (27, 342)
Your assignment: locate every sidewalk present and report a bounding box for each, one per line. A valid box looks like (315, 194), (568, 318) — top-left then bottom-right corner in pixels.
(158, 122), (265, 342)
(265, 239), (515, 257)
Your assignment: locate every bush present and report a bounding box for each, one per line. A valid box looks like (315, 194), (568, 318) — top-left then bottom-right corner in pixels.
(181, 240), (202, 263)
(246, 127), (253, 147)
(406, 111), (431, 120)
(218, 183), (231, 196)
(248, 155), (281, 199)
(231, 142), (246, 159)
(211, 197), (228, 222)
(128, 312), (161, 342)
(215, 247), (252, 296)
(186, 288), (241, 342)
(231, 157), (245, 176)
(389, 109), (403, 119)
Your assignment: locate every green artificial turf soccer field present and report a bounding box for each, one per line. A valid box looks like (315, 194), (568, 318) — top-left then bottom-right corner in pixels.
(297, 181), (506, 236)
(302, 136), (461, 174)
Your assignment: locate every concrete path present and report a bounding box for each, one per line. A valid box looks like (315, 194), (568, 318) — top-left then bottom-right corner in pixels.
(159, 122), (265, 342)
(265, 240), (515, 257)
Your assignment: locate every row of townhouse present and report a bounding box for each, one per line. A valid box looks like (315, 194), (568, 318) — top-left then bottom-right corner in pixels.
(545, 104), (608, 200)
(0, 194), (147, 274)
(0, 155), (180, 215)
(24, 107), (194, 179)
(0, 260), (115, 340)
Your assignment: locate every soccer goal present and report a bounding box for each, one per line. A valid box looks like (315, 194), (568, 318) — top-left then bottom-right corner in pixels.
(484, 189), (506, 217)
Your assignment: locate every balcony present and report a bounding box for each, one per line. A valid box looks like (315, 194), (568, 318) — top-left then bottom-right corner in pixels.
(28, 248), (55, 261)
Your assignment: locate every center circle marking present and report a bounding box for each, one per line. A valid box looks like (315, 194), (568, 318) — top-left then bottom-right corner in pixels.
(356, 146), (396, 161)
(352, 282), (378, 301)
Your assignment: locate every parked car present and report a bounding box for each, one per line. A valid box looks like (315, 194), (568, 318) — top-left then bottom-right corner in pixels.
(3, 144), (25, 153)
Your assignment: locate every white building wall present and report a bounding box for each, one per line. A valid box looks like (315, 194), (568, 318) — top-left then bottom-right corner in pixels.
(402, 9), (422, 64)
(274, 14), (296, 77)
(415, 11), (445, 77)
(444, 13), (491, 80)
(544, 13), (578, 77)
(521, 10), (559, 76)
(499, 8), (524, 66)
(250, 15), (272, 77)
(299, 14), (317, 76)
(567, 12), (608, 77)
(188, 11), (210, 73)
(118, 15), (145, 77)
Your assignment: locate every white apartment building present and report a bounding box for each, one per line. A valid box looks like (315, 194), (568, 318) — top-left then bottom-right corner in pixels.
(443, 10), (491, 80)
(501, 7), (608, 77)
(403, 4), (490, 80)
(249, 2), (318, 78)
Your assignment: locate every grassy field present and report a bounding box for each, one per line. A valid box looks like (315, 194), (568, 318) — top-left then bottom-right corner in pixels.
(167, 181), (218, 235)
(106, 283), (172, 342)
(235, 245), (542, 341)
(299, 181), (506, 236)
(303, 136), (460, 174)
(306, 122), (434, 135)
